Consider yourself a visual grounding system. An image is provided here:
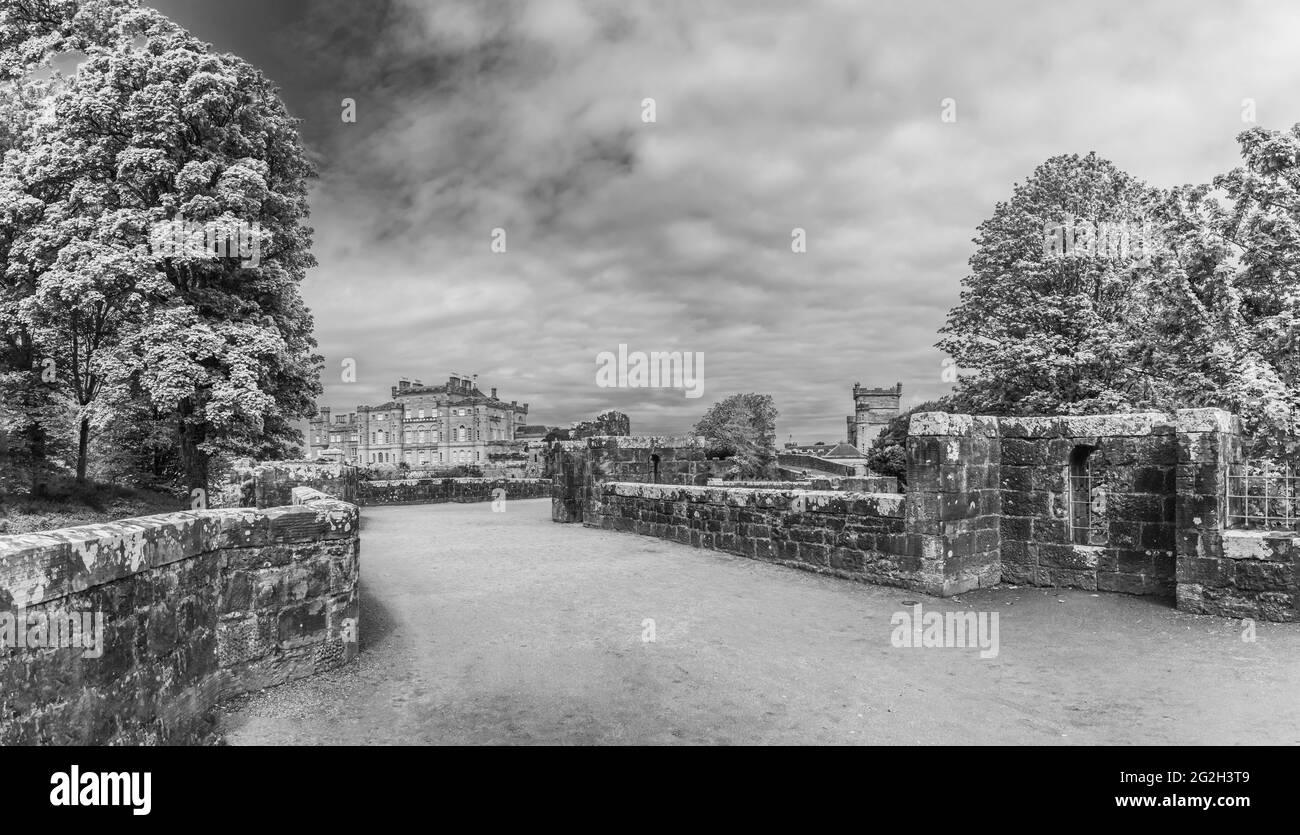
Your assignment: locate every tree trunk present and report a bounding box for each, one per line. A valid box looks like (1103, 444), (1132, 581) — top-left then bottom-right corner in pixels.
(75, 416), (90, 484)
(27, 421), (47, 496)
(177, 401), (209, 502)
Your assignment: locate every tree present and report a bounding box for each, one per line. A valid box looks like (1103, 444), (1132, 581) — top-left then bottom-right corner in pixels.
(936, 144), (1299, 453)
(937, 152), (1165, 416)
(693, 393), (779, 479)
(1150, 126), (1300, 450)
(0, 0), (323, 493)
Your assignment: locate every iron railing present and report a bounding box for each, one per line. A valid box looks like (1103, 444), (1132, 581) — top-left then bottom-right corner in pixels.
(1226, 462), (1300, 530)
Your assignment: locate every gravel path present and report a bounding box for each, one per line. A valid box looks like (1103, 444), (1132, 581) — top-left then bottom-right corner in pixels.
(217, 499), (1300, 745)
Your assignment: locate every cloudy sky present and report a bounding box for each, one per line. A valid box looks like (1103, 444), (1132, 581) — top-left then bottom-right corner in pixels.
(147, 0), (1300, 440)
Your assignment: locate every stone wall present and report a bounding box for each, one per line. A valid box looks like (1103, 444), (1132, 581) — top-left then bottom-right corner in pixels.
(554, 409), (1298, 622)
(995, 413), (1178, 596)
(1171, 409), (1300, 620)
(0, 487), (360, 745)
(595, 483), (917, 588)
(549, 436), (738, 524)
(216, 460), (360, 509)
(906, 413), (1003, 595)
(356, 477), (550, 506)
(1177, 530), (1299, 621)
(775, 453), (860, 477)
(705, 476), (898, 492)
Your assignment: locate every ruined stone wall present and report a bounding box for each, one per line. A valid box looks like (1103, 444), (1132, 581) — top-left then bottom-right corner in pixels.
(550, 411), (1297, 621)
(775, 453), (859, 477)
(356, 477), (550, 506)
(996, 413), (1178, 596)
(1177, 530), (1299, 621)
(1172, 410), (1299, 620)
(595, 483), (918, 588)
(0, 487), (360, 744)
(906, 414), (1003, 595)
(215, 460), (360, 509)
(549, 436), (736, 523)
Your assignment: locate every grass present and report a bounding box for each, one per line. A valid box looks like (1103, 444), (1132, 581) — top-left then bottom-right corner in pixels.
(0, 478), (184, 536)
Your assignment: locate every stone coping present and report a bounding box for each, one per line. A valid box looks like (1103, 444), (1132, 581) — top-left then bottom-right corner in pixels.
(908, 409), (1237, 439)
(551, 435), (708, 450)
(601, 481), (904, 516)
(0, 492), (359, 609)
(1219, 528), (1300, 560)
(362, 477), (549, 487)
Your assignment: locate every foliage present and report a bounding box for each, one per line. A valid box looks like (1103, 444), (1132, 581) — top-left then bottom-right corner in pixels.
(0, 0), (322, 496)
(866, 398), (957, 484)
(693, 393), (779, 479)
(938, 144), (1300, 454)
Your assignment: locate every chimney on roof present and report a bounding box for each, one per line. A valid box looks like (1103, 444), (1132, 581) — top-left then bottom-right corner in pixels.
(472, 374), (478, 390)
(491, 387), (497, 399)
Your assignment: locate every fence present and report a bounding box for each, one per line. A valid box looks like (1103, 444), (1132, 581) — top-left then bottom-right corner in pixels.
(1225, 461), (1300, 530)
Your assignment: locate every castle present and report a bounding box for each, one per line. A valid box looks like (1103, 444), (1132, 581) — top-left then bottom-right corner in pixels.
(846, 382), (902, 452)
(305, 373), (530, 466)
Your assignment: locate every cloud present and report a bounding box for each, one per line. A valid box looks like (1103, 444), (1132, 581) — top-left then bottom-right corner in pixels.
(148, 0), (1300, 438)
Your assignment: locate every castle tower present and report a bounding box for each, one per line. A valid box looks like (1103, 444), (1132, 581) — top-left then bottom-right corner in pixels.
(850, 382), (902, 452)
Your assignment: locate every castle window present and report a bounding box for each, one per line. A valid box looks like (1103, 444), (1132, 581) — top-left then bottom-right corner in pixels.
(1069, 445), (1098, 545)
(651, 454), (661, 484)
(418, 430), (427, 443)
(418, 409), (424, 419)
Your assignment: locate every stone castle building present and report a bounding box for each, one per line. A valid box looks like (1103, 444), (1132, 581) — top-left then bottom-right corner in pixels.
(847, 382), (902, 452)
(306, 373), (529, 466)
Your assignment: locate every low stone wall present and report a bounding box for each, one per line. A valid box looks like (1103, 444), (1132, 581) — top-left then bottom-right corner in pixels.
(593, 482), (939, 590)
(1177, 530), (1299, 621)
(707, 480), (817, 490)
(775, 453), (859, 477)
(0, 487), (360, 745)
(705, 476), (898, 492)
(993, 412), (1178, 595)
(215, 460), (360, 509)
(552, 410), (1296, 620)
(356, 477), (550, 506)
(549, 436), (739, 523)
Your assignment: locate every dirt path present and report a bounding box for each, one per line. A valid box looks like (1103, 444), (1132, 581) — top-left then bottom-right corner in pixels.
(217, 499), (1300, 745)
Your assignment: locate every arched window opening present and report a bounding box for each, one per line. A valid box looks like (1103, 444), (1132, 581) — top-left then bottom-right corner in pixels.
(651, 454), (661, 484)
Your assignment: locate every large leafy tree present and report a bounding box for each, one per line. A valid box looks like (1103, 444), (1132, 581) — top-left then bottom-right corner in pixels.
(0, 0), (323, 492)
(938, 145), (1299, 451)
(938, 152), (1164, 415)
(1148, 126), (1300, 450)
(693, 393), (779, 478)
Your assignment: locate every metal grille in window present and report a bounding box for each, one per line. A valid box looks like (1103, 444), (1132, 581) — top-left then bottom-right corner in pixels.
(1069, 446), (1097, 545)
(1226, 462), (1299, 530)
